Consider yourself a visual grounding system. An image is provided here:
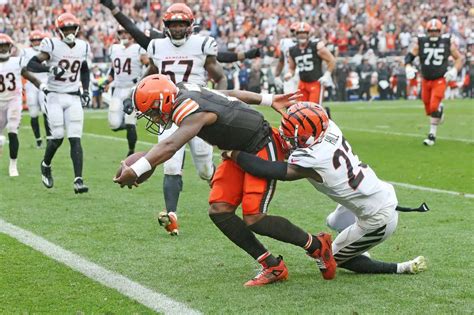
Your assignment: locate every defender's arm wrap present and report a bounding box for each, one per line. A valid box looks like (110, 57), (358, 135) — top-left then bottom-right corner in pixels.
(404, 52), (416, 65)
(27, 56), (49, 73)
(217, 51), (238, 63)
(80, 61), (90, 91)
(236, 152), (288, 180)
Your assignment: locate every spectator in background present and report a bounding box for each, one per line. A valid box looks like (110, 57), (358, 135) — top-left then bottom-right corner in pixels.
(357, 57), (374, 101)
(393, 58), (408, 99)
(91, 65), (104, 109)
(335, 58), (350, 102)
(238, 62), (250, 91)
(248, 60), (262, 93)
(377, 60), (391, 100)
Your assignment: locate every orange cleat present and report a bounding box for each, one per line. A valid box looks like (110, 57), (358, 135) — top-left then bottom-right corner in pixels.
(307, 233), (337, 280)
(157, 211), (179, 236)
(244, 256), (289, 287)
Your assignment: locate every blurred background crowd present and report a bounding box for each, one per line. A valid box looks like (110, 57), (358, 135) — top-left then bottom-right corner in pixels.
(1, 0), (473, 103)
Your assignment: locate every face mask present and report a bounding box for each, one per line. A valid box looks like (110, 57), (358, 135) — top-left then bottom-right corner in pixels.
(120, 39), (129, 46)
(298, 38), (307, 44)
(32, 45), (40, 51)
(63, 33), (76, 44)
(0, 52), (10, 59)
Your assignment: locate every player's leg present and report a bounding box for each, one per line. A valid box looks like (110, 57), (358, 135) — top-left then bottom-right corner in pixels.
(157, 124), (184, 235)
(108, 88), (126, 131)
(208, 159), (284, 286)
(326, 204), (357, 232)
(424, 79), (447, 146)
(64, 94), (88, 194)
(298, 81), (310, 102)
(41, 93), (65, 188)
(123, 101), (137, 157)
(26, 86), (42, 148)
(188, 136), (215, 183)
(38, 90), (51, 140)
(0, 106), (7, 157)
(6, 98), (22, 176)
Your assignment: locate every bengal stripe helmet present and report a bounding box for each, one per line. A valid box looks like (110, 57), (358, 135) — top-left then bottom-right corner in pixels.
(132, 74), (178, 135)
(280, 102), (329, 150)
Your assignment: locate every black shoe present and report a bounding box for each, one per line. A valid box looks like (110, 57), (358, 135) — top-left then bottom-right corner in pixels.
(127, 150), (134, 157)
(41, 161), (54, 188)
(36, 138), (43, 149)
(74, 177), (89, 194)
(423, 133), (436, 146)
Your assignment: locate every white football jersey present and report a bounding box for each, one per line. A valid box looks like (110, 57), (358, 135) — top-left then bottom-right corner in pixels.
(39, 38), (90, 93)
(288, 121), (397, 217)
(21, 47), (48, 84)
(279, 37), (296, 74)
(0, 57), (25, 102)
(109, 43), (146, 88)
(147, 34), (218, 86)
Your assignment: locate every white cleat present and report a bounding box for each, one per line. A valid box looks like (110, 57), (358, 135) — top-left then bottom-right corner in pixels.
(401, 256), (428, 274)
(9, 164), (19, 177)
(423, 134), (436, 146)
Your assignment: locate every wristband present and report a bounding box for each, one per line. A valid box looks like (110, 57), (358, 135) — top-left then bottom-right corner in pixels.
(130, 157), (152, 177)
(260, 94), (273, 106)
(111, 7), (120, 15)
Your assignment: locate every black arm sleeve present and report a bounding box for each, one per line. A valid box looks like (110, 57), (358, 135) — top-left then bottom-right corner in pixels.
(27, 56), (49, 73)
(80, 61), (90, 91)
(113, 11), (151, 49)
(217, 51), (239, 63)
(236, 152), (288, 180)
(404, 52), (416, 65)
(108, 67), (114, 79)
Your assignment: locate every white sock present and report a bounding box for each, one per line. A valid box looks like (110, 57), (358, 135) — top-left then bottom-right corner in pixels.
(396, 262), (408, 274)
(429, 124), (438, 136)
(42, 161), (50, 167)
(10, 159), (17, 167)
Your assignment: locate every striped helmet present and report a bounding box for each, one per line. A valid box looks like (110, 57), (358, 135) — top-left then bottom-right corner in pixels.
(426, 19), (442, 32)
(280, 102), (329, 150)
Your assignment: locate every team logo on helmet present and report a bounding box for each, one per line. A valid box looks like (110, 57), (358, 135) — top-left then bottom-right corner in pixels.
(55, 13), (80, 44)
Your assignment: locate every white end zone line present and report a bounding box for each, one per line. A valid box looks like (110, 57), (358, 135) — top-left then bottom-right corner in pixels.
(83, 132), (474, 199)
(0, 218), (201, 315)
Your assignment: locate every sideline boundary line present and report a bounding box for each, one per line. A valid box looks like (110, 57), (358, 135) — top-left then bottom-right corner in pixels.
(83, 132), (474, 199)
(0, 218), (201, 315)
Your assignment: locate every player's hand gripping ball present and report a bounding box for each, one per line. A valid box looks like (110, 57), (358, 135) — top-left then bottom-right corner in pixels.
(115, 152), (156, 184)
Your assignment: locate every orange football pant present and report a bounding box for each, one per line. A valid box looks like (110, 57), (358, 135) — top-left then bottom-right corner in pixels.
(421, 78), (446, 115)
(298, 80), (323, 104)
(209, 128), (286, 215)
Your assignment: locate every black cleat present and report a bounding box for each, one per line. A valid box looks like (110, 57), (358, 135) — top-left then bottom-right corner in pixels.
(423, 133), (436, 146)
(41, 161), (54, 188)
(127, 150), (134, 157)
(73, 177), (89, 194)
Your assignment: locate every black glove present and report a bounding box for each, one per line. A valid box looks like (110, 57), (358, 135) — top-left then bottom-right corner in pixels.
(49, 66), (65, 79)
(244, 48), (261, 59)
(123, 97), (134, 115)
(100, 0), (116, 10)
(81, 91), (91, 108)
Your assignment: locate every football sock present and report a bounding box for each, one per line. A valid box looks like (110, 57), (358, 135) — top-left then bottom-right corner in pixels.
(339, 254), (397, 273)
(429, 124), (438, 136)
(8, 133), (19, 159)
(258, 251), (280, 268)
(126, 124), (137, 153)
(248, 215), (321, 250)
(69, 137), (83, 178)
(209, 212), (269, 261)
(31, 117), (41, 139)
(44, 138), (63, 165)
(43, 113), (51, 137)
(163, 174), (183, 213)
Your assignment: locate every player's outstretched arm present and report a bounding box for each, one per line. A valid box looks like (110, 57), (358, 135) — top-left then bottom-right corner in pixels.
(228, 151), (313, 181)
(100, 0), (151, 49)
(21, 68), (45, 91)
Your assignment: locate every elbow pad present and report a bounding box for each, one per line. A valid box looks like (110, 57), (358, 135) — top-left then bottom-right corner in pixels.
(404, 53), (415, 65)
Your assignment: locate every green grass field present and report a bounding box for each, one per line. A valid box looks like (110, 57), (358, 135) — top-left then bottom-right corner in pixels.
(1, 99), (473, 314)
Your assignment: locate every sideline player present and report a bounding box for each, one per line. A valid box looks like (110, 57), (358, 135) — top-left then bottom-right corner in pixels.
(405, 18), (463, 146)
(21, 30), (50, 148)
(114, 74), (337, 286)
(274, 22), (298, 93)
(286, 22), (335, 116)
(27, 13), (91, 193)
(107, 27), (149, 156)
(103, 1), (226, 235)
(0, 33), (47, 176)
(227, 102), (427, 275)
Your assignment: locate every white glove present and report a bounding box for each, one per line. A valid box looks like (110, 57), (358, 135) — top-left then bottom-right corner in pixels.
(49, 65), (65, 77)
(318, 71), (333, 87)
(405, 65), (417, 80)
(444, 68), (458, 82)
(39, 83), (48, 94)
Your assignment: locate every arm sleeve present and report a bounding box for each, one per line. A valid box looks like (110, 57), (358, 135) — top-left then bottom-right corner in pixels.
(27, 56), (49, 72)
(80, 61), (90, 91)
(113, 11), (151, 49)
(236, 152), (288, 180)
(108, 67), (114, 79)
(217, 51), (239, 63)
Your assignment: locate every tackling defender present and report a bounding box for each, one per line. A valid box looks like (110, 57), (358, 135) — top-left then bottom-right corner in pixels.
(27, 13), (91, 193)
(405, 18), (463, 146)
(226, 102), (427, 275)
(0, 34), (46, 176)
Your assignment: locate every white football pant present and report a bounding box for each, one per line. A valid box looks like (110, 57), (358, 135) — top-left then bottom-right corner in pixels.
(45, 92), (83, 139)
(108, 87), (136, 129)
(0, 97), (22, 134)
(25, 82), (46, 118)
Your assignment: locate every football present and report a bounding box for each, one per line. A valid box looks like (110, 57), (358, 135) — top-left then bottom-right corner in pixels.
(116, 151), (155, 184)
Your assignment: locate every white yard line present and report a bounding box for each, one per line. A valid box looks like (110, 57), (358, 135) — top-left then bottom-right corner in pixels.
(83, 132), (474, 198)
(0, 218), (201, 315)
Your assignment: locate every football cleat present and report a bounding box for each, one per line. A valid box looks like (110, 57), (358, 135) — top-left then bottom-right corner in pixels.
(73, 177), (89, 194)
(157, 211), (179, 235)
(41, 161), (54, 188)
(307, 233), (337, 280)
(9, 161), (19, 177)
(127, 150), (134, 157)
(244, 255), (289, 287)
(400, 256), (428, 274)
(423, 133), (436, 146)
(36, 138), (43, 149)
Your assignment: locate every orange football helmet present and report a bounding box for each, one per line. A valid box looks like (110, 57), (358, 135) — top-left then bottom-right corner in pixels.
(133, 74), (178, 134)
(294, 22), (311, 33)
(426, 19), (443, 32)
(55, 13), (80, 44)
(280, 102), (329, 150)
(163, 3), (194, 46)
(0, 33), (14, 59)
(289, 22), (300, 34)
